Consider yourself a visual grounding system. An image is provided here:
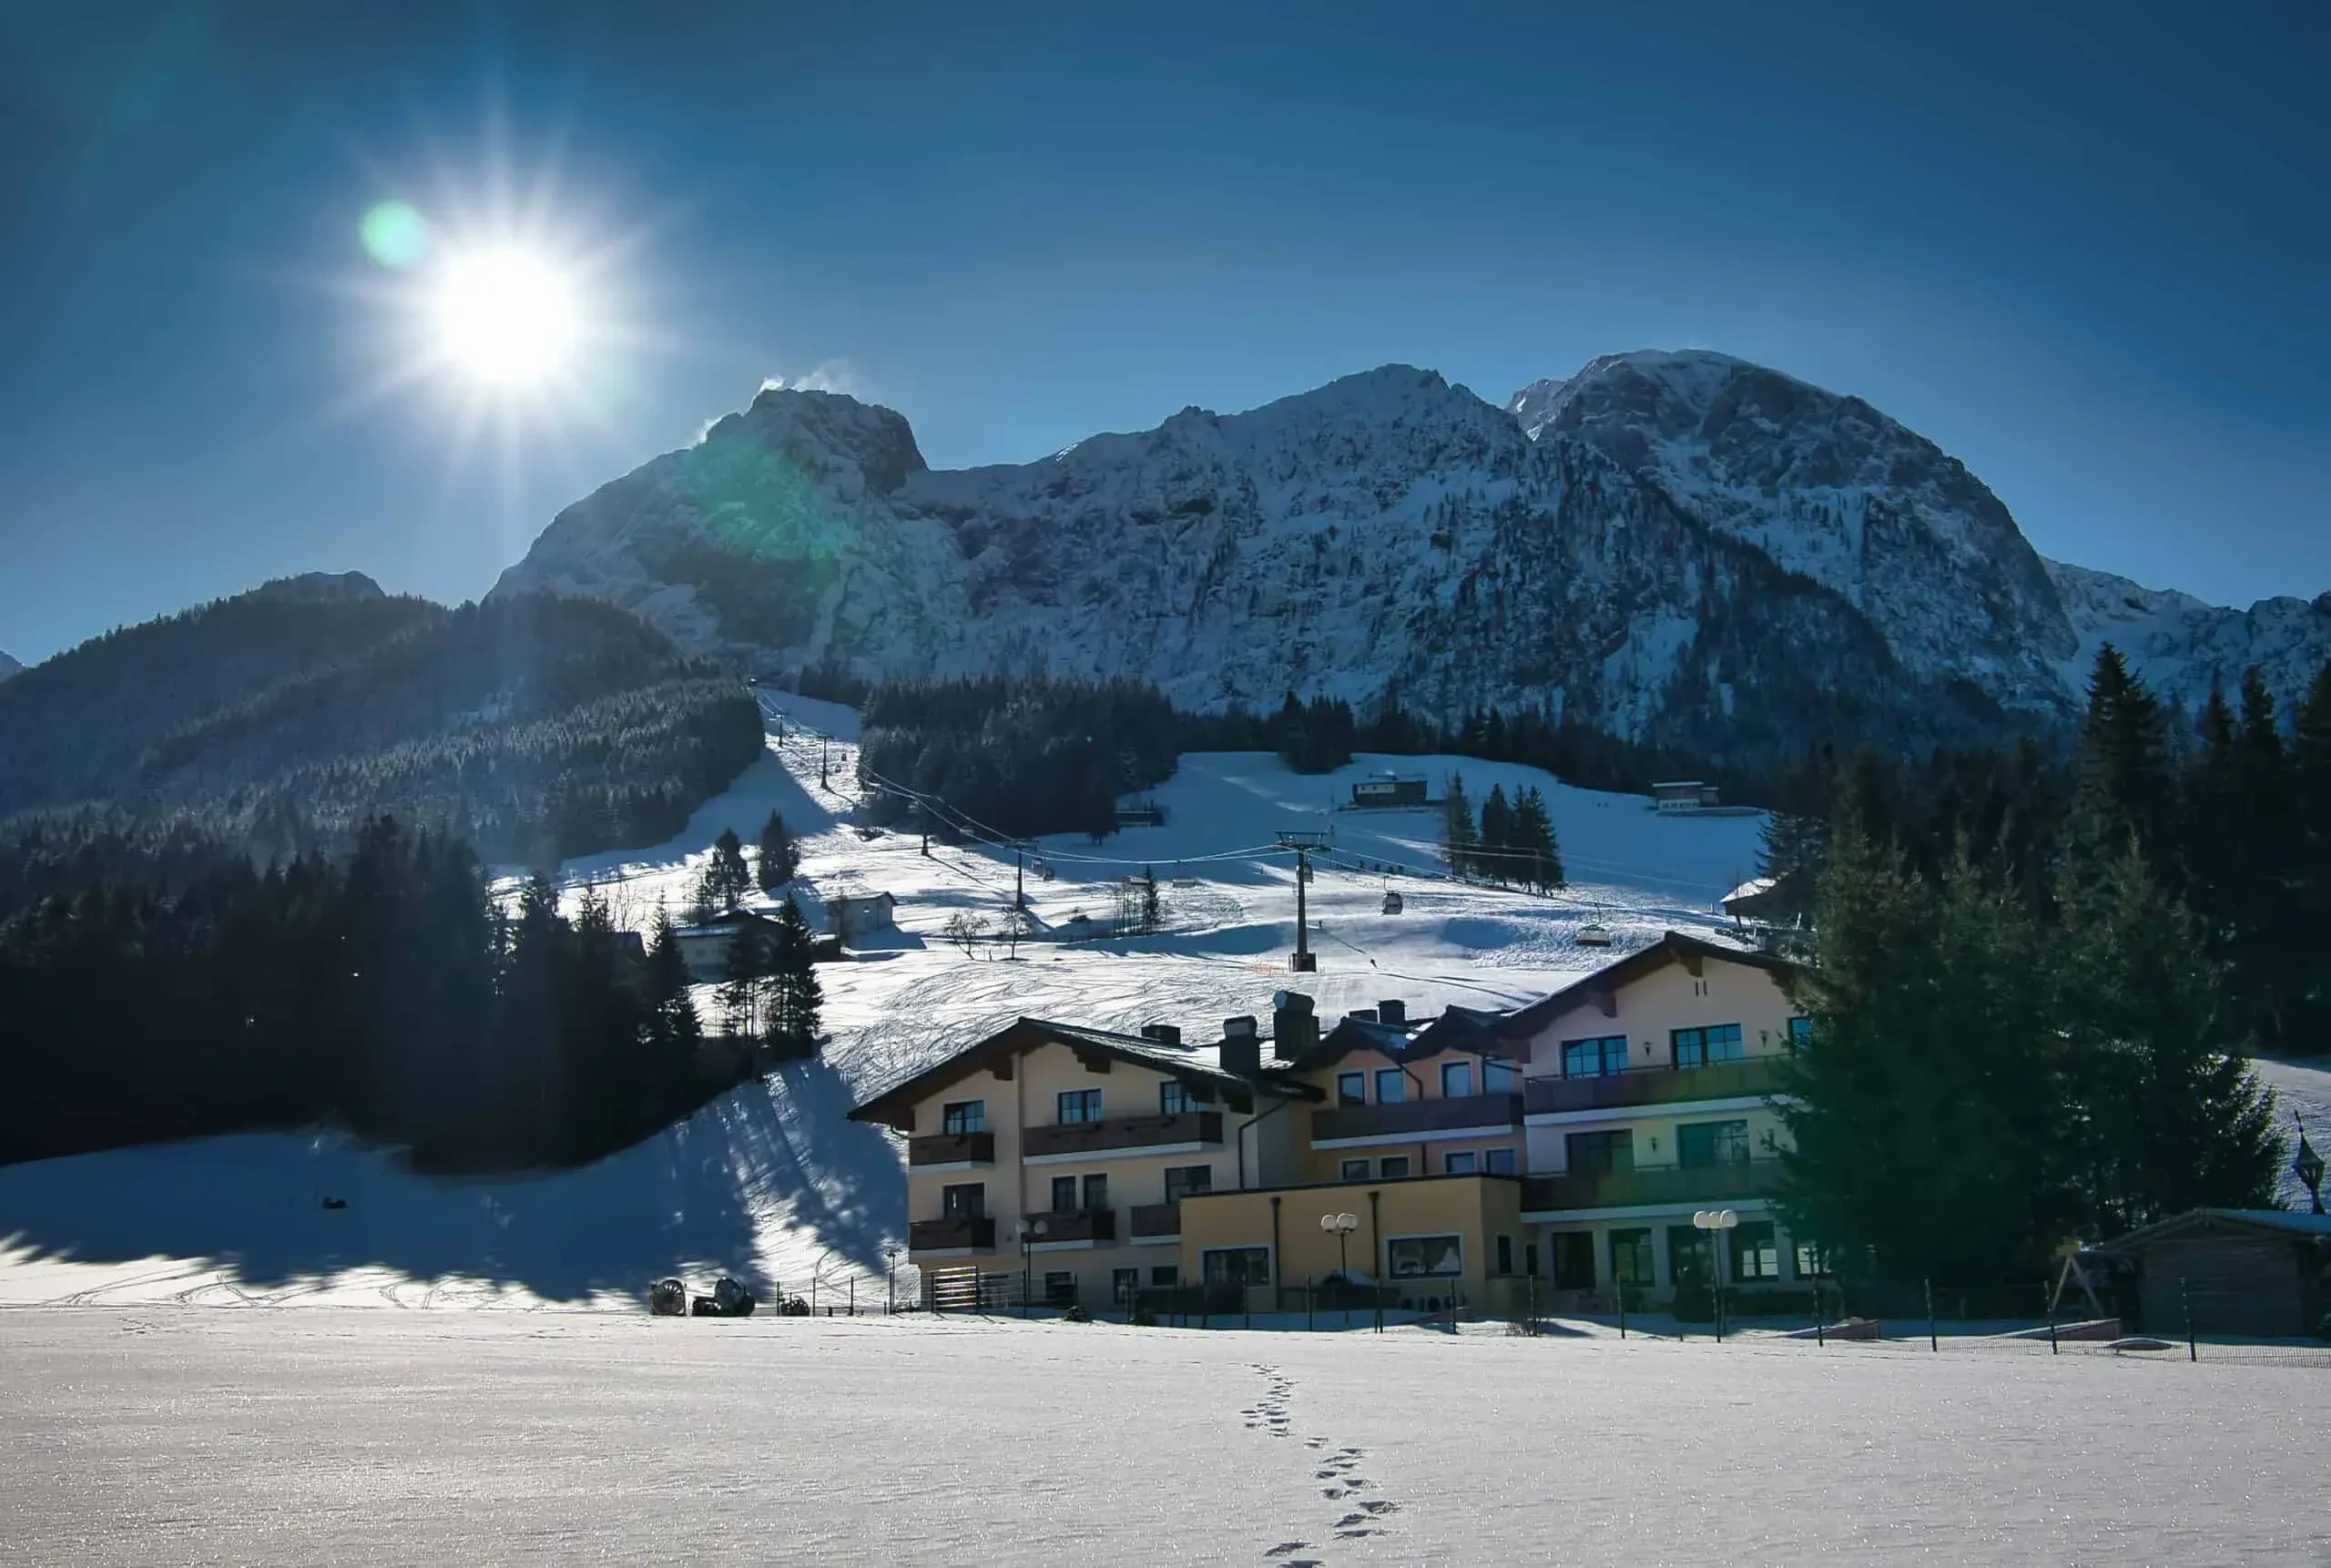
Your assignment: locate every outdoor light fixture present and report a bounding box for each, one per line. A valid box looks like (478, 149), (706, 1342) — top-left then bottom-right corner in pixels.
(1321, 1212), (1360, 1328)
(1693, 1208), (1738, 1341)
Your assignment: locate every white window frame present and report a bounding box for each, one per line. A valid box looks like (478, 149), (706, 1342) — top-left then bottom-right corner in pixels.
(1385, 1233), (1465, 1280)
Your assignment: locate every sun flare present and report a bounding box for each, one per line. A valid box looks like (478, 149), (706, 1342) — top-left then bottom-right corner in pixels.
(432, 249), (581, 387)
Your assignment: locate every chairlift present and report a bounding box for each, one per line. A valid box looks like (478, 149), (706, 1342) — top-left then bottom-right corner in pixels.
(1577, 921), (1613, 948)
(1381, 889), (1404, 915)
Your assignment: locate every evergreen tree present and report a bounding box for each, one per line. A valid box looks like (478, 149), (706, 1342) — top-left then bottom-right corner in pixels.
(707, 829), (752, 911)
(763, 897), (824, 1059)
(756, 810), (799, 892)
(2295, 662), (2331, 1042)
(1140, 865), (1162, 933)
(1513, 785), (1563, 891)
(1478, 785), (1515, 883)
(644, 902), (703, 1092)
(2063, 646), (2173, 903)
(717, 918), (770, 1040)
(1441, 771), (1477, 879)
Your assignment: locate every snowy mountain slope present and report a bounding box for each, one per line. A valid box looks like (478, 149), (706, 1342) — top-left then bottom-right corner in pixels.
(1510, 351), (2077, 712)
(2043, 557), (2331, 716)
(491, 352), (2331, 756)
(0, 650), (19, 682)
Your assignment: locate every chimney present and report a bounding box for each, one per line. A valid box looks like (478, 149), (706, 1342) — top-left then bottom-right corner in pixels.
(1377, 999), (1406, 1027)
(1272, 991), (1318, 1060)
(1220, 1014), (1260, 1076)
(1140, 1023), (1182, 1046)
(1344, 1006), (1379, 1023)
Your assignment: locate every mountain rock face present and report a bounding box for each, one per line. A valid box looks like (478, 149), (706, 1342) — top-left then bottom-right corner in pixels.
(246, 571), (387, 606)
(492, 353), (2331, 760)
(0, 651), (19, 682)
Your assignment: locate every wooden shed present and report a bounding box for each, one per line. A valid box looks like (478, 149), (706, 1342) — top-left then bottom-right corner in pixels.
(2098, 1208), (2331, 1339)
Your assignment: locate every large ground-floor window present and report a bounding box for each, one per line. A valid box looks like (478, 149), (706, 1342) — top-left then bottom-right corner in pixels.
(1552, 1231), (1597, 1290)
(1731, 1220), (1781, 1280)
(1388, 1235), (1464, 1278)
(1609, 1227), (1654, 1287)
(1202, 1247), (1271, 1286)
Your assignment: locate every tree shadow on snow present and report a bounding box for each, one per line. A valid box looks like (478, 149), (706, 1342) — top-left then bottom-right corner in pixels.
(0, 1058), (906, 1304)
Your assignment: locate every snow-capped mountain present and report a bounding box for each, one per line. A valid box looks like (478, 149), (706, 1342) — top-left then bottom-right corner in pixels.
(0, 651), (20, 683)
(492, 353), (2331, 759)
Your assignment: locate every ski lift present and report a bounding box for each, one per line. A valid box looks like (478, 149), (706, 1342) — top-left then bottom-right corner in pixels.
(1577, 921), (1613, 948)
(1381, 889), (1404, 915)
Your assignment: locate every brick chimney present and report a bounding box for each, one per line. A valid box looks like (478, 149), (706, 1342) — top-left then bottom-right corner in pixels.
(1377, 998), (1406, 1027)
(1140, 1023), (1182, 1046)
(1272, 991), (1318, 1060)
(1220, 1014), (1260, 1076)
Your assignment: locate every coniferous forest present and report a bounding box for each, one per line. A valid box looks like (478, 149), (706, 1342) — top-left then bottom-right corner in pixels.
(1773, 649), (2331, 1287)
(0, 817), (750, 1171)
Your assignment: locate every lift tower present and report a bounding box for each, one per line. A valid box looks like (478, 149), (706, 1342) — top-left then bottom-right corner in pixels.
(1276, 830), (1328, 972)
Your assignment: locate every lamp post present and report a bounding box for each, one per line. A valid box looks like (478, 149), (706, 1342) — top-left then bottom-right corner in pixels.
(1692, 1208), (1738, 1341)
(1320, 1212), (1359, 1328)
(2294, 1114), (2325, 1217)
(1019, 1217), (1049, 1318)
(884, 1245), (900, 1313)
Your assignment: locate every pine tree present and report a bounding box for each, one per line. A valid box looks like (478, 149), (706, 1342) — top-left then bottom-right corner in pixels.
(763, 897), (823, 1059)
(718, 918), (770, 1040)
(1442, 771), (1476, 879)
(1140, 865), (1161, 933)
(707, 828), (752, 911)
(2295, 661), (2331, 1043)
(645, 901), (702, 1091)
(2064, 646), (2173, 904)
(1513, 786), (1563, 891)
(756, 810), (799, 892)
(1478, 785), (1515, 883)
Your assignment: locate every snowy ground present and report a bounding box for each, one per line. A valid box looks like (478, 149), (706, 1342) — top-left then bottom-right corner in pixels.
(7, 693), (2330, 1311)
(4, 1308), (2328, 1566)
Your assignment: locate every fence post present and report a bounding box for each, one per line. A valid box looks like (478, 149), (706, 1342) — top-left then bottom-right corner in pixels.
(2047, 1280), (2057, 1355)
(1924, 1278), (1937, 1352)
(850, 1278), (856, 1318)
(1306, 1276), (1314, 1333)
(2182, 1276), (2197, 1362)
(1619, 1288), (1628, 1340)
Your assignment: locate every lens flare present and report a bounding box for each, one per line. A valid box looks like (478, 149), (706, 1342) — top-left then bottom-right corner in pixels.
(359, 201), (430, 270)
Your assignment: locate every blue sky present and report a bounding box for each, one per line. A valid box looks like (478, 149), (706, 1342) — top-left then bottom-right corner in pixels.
(2, 0), (2325, 663)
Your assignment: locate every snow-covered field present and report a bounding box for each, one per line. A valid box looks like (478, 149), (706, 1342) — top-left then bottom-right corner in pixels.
(6, 692), (2329, 1312)
(4, 1308), (2328, 1566)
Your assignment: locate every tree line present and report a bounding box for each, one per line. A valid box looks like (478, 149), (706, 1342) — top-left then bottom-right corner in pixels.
(1440, 772), (1565, 891)
(0, 816), (765, 1171)
(1775, 647), (2328, 1286)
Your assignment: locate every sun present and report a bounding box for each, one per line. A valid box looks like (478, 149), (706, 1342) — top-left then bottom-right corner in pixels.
(431, 249), (581, 387)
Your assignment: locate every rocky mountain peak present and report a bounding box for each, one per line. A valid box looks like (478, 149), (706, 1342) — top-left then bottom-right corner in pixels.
(0, 650), (21, 682)
(244, 571), (386, 606)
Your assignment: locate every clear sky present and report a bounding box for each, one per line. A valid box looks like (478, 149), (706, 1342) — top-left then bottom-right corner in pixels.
(2, 0), (2325, 664)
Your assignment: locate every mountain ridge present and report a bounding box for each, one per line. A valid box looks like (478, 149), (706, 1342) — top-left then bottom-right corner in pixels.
(490, 352), (2331, 758)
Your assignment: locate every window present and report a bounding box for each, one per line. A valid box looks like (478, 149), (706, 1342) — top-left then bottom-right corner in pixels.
(941, 1183), (985, 1217)
(1050, 1176), (1078, 1212)
(1339, 1158), (1372, 1181)
(1388, 1235), (1463, 1278)
(1164, 1165), (1212, 1203)
(1672, 1023), (1745, 1069)
(1562, 1035), (1628, 1078)
(1483, 1146), (1519, 1176)
(941, 1100), (985, 1135)
(1337, 1071), (1367, 1106)
(1481, 1059), (1517, 1095)
(1552, 1232), (1596, 1289)
(1202, 1247), (1272, 1286)
(1788, 1016), (1814, 1053)
(1375, 1067), (1407, 1104)
(1565, 1128), (1634, 1176)
(1524, 1243), (1540, 1278)
(1676, 1119), (1750, 1169)
(1113, 1268), (1140, 1305)
(1443, 1150), (1478, 1176)
(1608, 1228), (1654, 1287)
(1794, 1242), (1830, 1279)
(1441, 1061), (1474, 1098)
(1731, 1220), (1780, 1281)
(1668, 1226), (1715, 1286)
(1043, 1271), (1076, 1306)
(1160, 1081), (1198, 1115)
(1081, 1173), (1109, 1211)
(1150, 1265), (1179, 1288)
(1494, 1234), (1515, 1276)
(1057, 1088), (1104, 1125)
(1378, 1155), (1412, 1179)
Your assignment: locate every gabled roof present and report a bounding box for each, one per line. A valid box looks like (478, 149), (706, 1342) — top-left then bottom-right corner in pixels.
(847, 1016), (1321, 1131)
(1283, 1003), (1521, 1073)
(2100, 1207), (2331, 1251)
(1501, 930), (1799, 1036)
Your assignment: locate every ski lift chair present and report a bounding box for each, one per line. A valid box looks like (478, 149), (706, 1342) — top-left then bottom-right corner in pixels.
(1381, 889), (1404, 914)
(1577, 922), (1613, 948)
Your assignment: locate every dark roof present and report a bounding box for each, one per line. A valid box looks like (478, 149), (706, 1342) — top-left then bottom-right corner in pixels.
(1501, 931), (1798, 1034)
(2100, 1207), (2331, 1251)
(848, 1016), (1320, 1130)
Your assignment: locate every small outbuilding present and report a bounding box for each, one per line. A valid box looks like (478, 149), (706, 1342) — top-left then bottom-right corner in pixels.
(671, 908), (786, 983)
(1651, 780), (1722, 814)
(826, 891), (898, 942)
(2096, 1207), (2331, 1339)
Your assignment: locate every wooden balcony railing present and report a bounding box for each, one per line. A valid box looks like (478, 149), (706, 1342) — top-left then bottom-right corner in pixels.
(908, 1130), (996, 1166)
(1523, 1056), (1790, 1117)
(1128, 1202), (1182, 1238)
(909, 1213), (997, 1251)
(1522, 1157), (1786, 1213)
(1023, 1207), (1116, 1245)
(1310, 1093), (1522, 1145)
(1023, 1110), (1222, 1160)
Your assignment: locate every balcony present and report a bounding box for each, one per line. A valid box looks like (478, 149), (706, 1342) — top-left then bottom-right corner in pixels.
(1128, 1202), (1182, 1239)
(1024, 1207), (1117, 1245)
(1023, 1110), (1222, 1161)
(1310, 1093), (1522, 1145)
(1522, 1157), (1786, 1213)
(908, 1130), (995, 1167)
(909, 1213), (997, 1251)
(1524, 1056), (1791, 1117)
